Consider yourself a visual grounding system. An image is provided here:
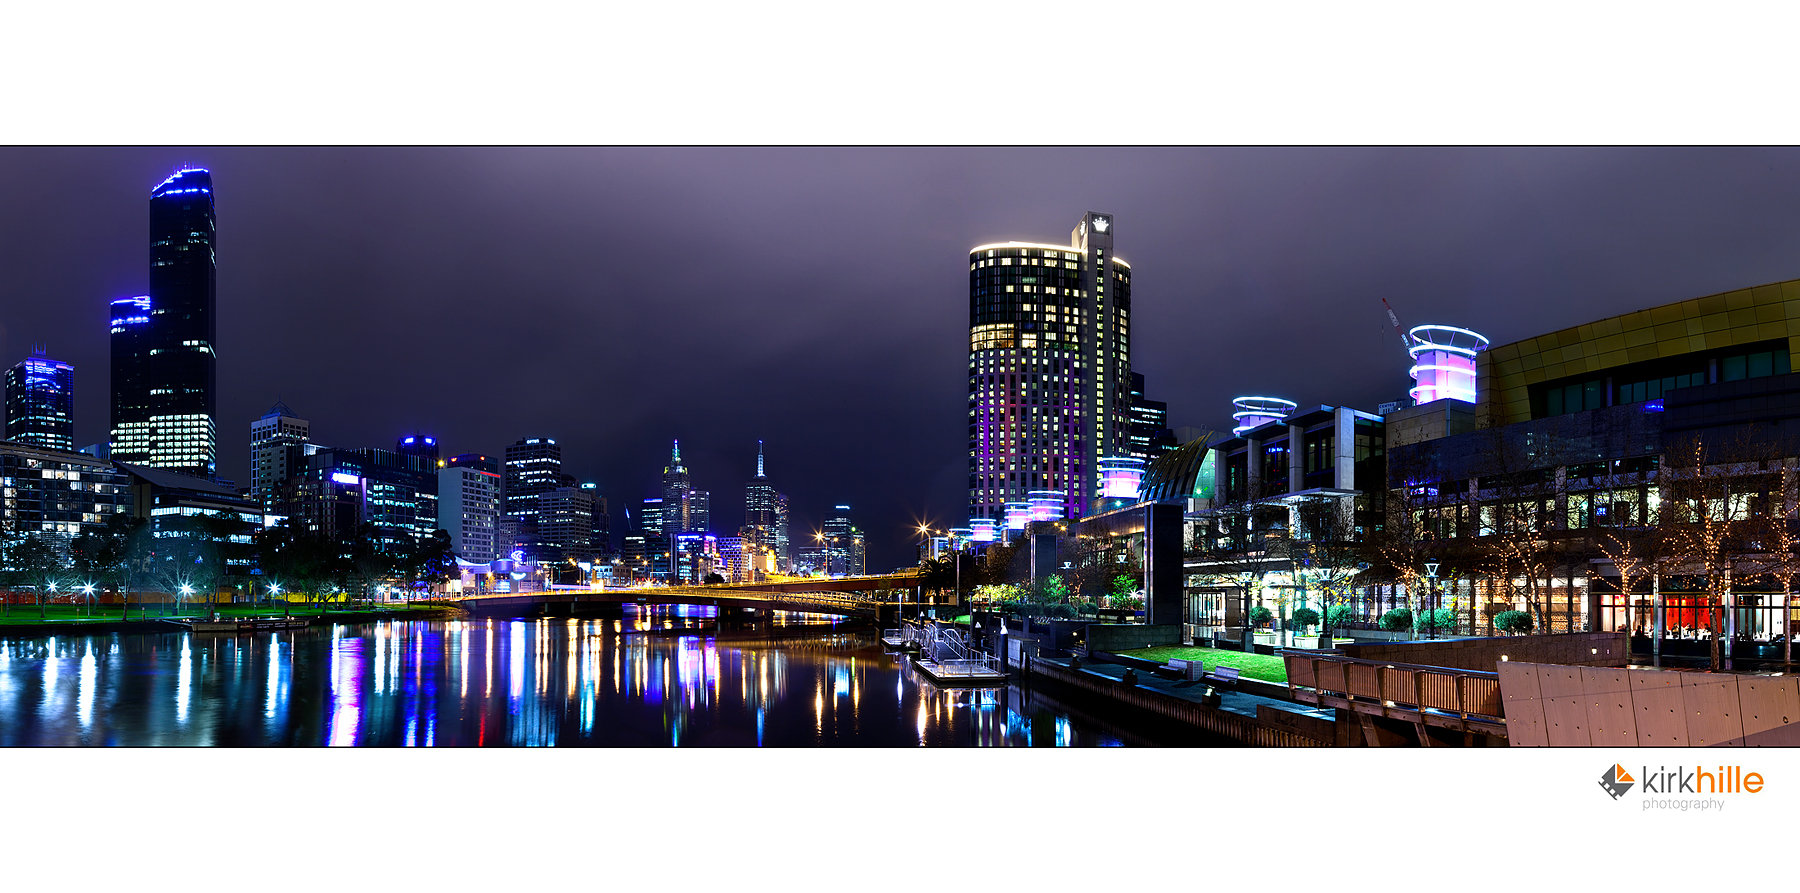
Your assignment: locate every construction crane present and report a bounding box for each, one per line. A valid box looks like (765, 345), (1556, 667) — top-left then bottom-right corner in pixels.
(1381, 296), (1413, 353)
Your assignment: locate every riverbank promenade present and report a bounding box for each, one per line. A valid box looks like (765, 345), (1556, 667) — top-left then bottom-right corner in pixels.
(1030, 654), (1347, 746)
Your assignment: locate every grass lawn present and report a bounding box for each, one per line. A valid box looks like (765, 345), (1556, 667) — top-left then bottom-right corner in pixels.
(1113, 645), (1291, 683)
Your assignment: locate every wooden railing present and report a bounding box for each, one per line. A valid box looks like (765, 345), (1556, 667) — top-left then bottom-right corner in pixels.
(1279, 650), (1505, 720)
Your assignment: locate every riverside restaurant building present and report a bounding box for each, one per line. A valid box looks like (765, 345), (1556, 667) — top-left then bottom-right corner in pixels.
(1173, 276), (1800, 649)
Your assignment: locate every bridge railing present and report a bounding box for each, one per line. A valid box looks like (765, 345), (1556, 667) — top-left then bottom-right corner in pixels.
(930, 656), (1003, 677)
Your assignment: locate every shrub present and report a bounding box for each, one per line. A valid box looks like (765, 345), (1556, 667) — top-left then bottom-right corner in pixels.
(1415, 607), (1459, 633)
(1289, 607), (1321, 629)
(1045, 603), (1075, 619)
(1379, 607), (1413, 631)
(1248, 605), (1274, 628)
(1325, 605), (1354, 627)
(1494, 610), (1535, 634)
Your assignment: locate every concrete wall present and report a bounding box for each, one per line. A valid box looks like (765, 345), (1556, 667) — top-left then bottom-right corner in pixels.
(1499, 660), (1800, 746)
(1336, 631), (1627, 672)
(1085, 623), (1181, 652)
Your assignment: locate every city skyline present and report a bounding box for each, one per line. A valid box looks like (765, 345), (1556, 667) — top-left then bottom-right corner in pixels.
(13, 149), (1800, 566)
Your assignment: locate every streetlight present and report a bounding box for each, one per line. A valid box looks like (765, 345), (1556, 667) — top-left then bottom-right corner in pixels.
(1423, 561), (1440, 640)
(179, 584), (194, 616)
(82, 583), (95, 618)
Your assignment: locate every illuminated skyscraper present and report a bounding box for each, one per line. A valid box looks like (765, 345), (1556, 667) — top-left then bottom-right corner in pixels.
(438, 462), (500, 563)
(4, 350), (74, 451)
(968, 212), (1132, 525)
(659, 439), (709, 535)
(661, 440), (690, 534)
(111, 168), (218, 478)
(249, 401), (314, 511)
(504, 437), (570, 530)
(743, 441), (790, 575)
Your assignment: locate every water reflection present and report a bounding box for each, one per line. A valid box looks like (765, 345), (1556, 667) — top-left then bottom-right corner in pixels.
(0, 609), (1184, 747)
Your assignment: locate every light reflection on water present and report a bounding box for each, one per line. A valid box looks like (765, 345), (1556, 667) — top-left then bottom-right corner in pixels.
(0, 611), (1181, 747)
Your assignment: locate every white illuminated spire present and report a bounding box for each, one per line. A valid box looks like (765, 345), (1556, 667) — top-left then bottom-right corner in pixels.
(756, 440), (765, 478)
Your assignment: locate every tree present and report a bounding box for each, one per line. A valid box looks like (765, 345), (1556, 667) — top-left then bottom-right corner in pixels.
(1187, 497), (1288, 638)
(1291, 493), (1368, 643)
(143, 518), (219, 616)
(259, 523), (339, 612)
(10, 533), (70, 618)
(398, 529), (457, 596)
(1659, 433), (1779, 670)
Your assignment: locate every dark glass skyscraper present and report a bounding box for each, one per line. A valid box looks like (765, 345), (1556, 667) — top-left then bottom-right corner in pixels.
(111, 168), (218, 478)
(1129, 371), (1175, 460)
(504, 436), (569, 529)
(4, 351), (75, 451)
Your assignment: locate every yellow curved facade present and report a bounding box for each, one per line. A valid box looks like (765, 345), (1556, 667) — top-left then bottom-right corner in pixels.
(1477, 277), (1800, 426)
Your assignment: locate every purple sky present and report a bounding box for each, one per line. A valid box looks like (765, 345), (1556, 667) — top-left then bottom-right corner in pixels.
(7, 147), (1800, 568)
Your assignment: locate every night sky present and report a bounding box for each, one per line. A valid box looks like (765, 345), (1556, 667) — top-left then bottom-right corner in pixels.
(8, 147), (1800, 568)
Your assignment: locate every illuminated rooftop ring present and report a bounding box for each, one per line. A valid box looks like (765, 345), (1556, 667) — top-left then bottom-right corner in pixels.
(1406, 325), (1489, 358)
(1027, 489), (1066, 522)
(1407, 324), (1488, 406)
(1231, 396), (1297, 437)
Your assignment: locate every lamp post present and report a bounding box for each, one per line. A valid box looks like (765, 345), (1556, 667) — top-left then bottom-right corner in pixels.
(1424, 561), (1440, 641)
(82, 583), (95, 618)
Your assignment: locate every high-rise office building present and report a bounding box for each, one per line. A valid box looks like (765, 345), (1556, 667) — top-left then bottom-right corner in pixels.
(1129, 371), (1176, 461)
(661, 440), (692, 534)
(446, 453), (500, 474)
(4, 350), (74, 451)
(539, 485), (601, 563)
(683, 488), (710, 534)
(637, 496), (671, 580)
(821, 504), (866, 576)
(438, 462), (500, 563)
(504, 437), (572, 533)
(743, 440), (787, 567)
(278, 446), (438, 551)
(396, 434), (440, 466)
(772, 491), (790, 572)
(111, 168), (218, 479)
(968, 211), (1131, 524)
(249, 401), (313, 511)
(581, 482), (611, 559)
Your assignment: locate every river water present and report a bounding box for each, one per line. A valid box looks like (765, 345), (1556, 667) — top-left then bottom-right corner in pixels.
(0, 610), (1189, 746)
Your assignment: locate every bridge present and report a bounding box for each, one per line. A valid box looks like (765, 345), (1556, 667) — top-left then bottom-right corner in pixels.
(435, 571), (932, 620)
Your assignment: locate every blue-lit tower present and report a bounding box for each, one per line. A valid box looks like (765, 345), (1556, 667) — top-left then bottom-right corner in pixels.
(4, 350), (75, 451)
(111, 168), (218, 478)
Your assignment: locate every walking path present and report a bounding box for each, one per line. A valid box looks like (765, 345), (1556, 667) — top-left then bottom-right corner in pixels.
(1029, 655), (1342, 746)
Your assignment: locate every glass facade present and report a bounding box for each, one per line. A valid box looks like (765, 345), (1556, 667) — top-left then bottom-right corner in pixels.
(111, 169), (218, 478)
(0, 441), (132, 539)
(968, 212), (1131, 527)
(4, 352), (74, 451)
(504, 437), (570, 531)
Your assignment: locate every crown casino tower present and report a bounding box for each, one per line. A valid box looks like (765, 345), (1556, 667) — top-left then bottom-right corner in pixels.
(110, 168), (218, 478)
(968, 211), (1132, 532)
